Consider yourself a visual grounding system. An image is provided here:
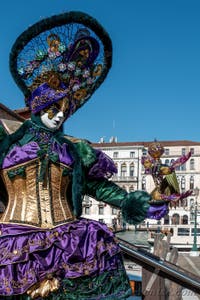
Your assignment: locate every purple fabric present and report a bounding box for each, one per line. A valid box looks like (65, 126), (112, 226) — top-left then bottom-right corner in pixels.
(27, 82), (68, 114)
(67, 36), (100, 67)
(2, 141), (40, 168)
(88, 149), (117, 179)
(51, 141), (74, 165)
(146, 204), (168, 220)
(0, 219), (121, 296)
(2, 141), (74, 169)
(171, 151), (191, 170)
(160, 190), (193, 201)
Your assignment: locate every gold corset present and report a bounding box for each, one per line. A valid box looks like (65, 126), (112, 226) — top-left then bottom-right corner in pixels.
(0, 159), (75, 228)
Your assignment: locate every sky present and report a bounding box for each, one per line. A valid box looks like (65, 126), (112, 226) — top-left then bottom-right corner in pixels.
(0, 0), (200, 143)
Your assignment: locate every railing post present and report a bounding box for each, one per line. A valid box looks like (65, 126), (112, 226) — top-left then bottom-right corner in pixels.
(142, 233), (166, 299)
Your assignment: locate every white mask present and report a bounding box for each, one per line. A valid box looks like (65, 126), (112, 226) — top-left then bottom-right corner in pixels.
(40, 98), (69, 130)
(41, 110), (65, 130)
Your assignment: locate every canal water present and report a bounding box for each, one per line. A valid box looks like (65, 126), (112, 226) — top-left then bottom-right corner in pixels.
(116, 230), (150, 248)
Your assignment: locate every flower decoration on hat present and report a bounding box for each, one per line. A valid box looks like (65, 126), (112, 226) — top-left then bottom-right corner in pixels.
(9, 11), (112, 120)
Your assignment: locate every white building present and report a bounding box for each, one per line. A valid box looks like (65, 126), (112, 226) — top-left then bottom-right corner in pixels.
(82, 139), (200, 246)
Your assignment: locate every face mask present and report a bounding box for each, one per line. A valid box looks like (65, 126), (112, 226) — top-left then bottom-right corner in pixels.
(40, 98), (69, 130)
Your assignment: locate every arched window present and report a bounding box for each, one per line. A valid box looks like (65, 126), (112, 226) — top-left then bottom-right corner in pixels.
(172, 214), (180, 225)
(190, 159), (195, 171)
(182, 215), (188, 225)
(165, 159), (170, 166)
(171, 159), (175, 165)
(121, 163), (127, 177)
(129, 163), (134, 177)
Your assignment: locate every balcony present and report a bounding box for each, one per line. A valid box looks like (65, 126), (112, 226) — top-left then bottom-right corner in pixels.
(112, 175), (138, 182)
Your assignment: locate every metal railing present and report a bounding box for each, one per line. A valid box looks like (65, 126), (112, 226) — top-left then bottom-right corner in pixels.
(118, 238), (200, 295)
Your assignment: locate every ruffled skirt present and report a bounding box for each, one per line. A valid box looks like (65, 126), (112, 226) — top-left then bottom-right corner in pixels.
(0, 219), (131, 299)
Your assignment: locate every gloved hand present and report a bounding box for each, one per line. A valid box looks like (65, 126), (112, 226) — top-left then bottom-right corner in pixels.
(146, 204), (168, 220)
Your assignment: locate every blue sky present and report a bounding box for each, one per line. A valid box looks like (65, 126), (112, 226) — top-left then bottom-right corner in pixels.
(0, 0), (200, 143)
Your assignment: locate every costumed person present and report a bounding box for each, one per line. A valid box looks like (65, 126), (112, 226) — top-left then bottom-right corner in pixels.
(0, 11), (169, 299)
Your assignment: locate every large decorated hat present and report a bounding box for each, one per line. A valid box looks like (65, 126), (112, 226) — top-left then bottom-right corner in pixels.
(9, 11), (112, 118)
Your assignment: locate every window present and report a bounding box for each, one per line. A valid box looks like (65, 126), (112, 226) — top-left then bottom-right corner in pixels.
(190, 176), (194, 190)
(142, 176), (146, 190)
(164, 159), (170, 166)
(99, 219), (104, 223)
(192, 228), (200, 236)
(129, 185), (134, 192)
(181, 176), (185, 191)
(190, 198), (194, 207)
(121, 163), (127, 177)
(164, 215), (169, 225)
(130, 151), (135, 158)
(190, 159), (195, 170)
(181, 198), (187, 207)
(190, 148), (194, 155)
(182, 215), (188, 225)
(112, 208), (118, 215)
(98, 206), (104, 215)
(129, 163), (134, 177)
(170, 159), (175, 165)
(165, 148), (169, 155)
(142, 148), (147, 156)
(178, 228), (190, 236)
(113, 152), (118, 158)
(180, 164), (186, 171)
(182, 148), (186, 155)
(172, 214), (180, 225)
(84, 206), (90, 215)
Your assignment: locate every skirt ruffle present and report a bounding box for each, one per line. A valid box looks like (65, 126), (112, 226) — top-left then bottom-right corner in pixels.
(0, 219), (131, 299)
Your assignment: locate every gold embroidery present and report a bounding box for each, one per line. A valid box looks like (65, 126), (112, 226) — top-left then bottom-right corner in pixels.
(0, 159), (74, 228)
(0, 269), (36, 289)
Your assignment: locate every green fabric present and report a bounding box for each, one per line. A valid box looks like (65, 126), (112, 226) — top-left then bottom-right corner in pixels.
(121, 191), (151, 225)
(85, 179), (127, 208)
(52, 268), (132, 300)
(74, 140), (96, 168)
(0, 125), (7, 141)
(85, 179), (151, 225)
(7, 166), (26, 179)
(0, 120), (31, 166)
